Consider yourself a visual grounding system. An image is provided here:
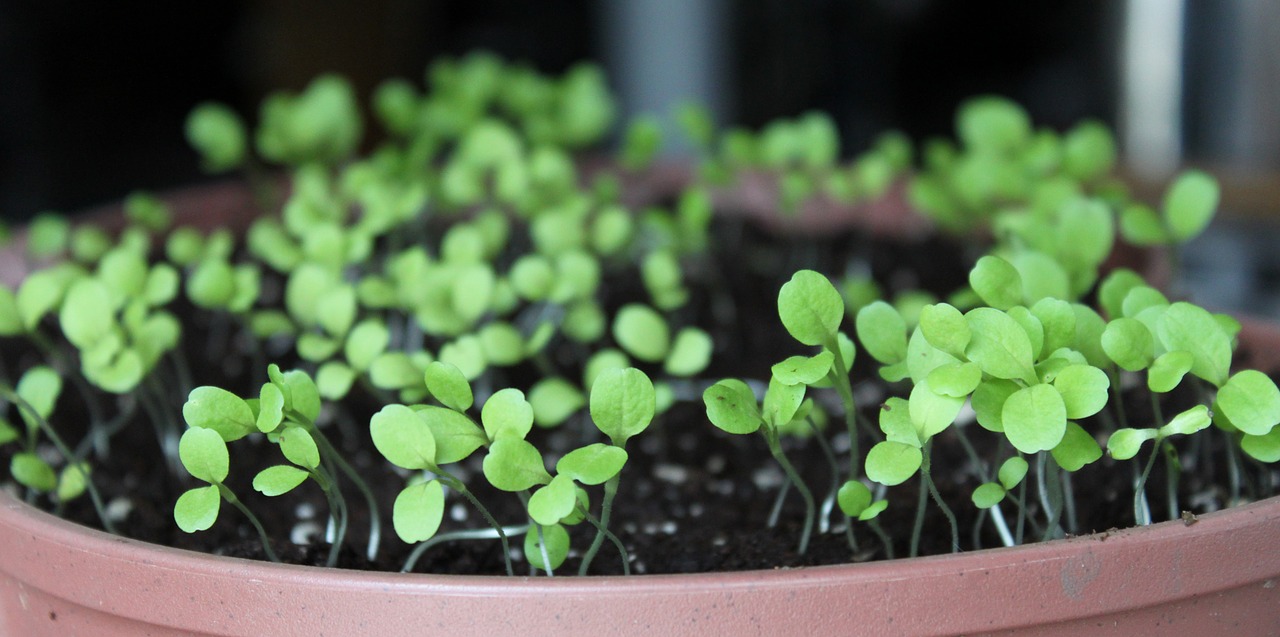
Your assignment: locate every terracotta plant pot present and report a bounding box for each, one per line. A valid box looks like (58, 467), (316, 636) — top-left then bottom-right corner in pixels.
(2, 182), (1277, 635)
(2, 485), (1278, 635)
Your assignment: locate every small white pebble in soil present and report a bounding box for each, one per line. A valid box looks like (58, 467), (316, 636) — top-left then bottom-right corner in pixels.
(509, 548), (523, 561)
(677, 433), (698, 452)
(705, 454), (726, 474)
(623, 522), (638, 534)
(660, 521), (677, 535)
(752, 466), (783, 490)
(831, 432), (851, 454)
(653, 463), (689, 484)
(295, 502), (316, 520)
(450, 502), (468, 522)
(633, 561), (647, 574)
(712, 479), (735, 495)
(855, 383), (884, 407)
(291, 521), (321, 545)
(689, 503), (705, 518)
(105, 497), (133, 523)
(639, 435), (662, 455)
(712, 534), (727, 547)
(642, 522), (659, 535)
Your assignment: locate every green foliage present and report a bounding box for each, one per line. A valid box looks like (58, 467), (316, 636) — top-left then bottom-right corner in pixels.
(778, 270), (844, 347)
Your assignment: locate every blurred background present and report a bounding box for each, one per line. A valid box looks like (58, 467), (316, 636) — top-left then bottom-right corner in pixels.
(1, 0), (1277, 314)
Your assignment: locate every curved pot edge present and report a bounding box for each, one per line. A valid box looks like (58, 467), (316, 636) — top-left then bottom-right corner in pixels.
(2, 487), (1279, 636)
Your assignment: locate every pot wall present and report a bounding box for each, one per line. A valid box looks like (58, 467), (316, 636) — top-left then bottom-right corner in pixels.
(2, 487), (1279, 636)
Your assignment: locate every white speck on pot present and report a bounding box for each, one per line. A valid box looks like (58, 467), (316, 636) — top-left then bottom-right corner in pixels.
(291, 521), (321, 545)
(295, 502), (316, 519)
(752, 466), (783, 490)
(653, 462), (688, 484)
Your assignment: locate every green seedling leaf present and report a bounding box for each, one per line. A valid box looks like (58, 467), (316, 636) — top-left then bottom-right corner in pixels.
(909, 380), (965, 440)
(178, 426), (230, 483)
(253, 465), (310, 496)
(1102, 318), (1155, 372)
(971, 483), (1006, 509)
(1107, 428), (1158, 460)
(612, 304), (669, 363)
(926, 362), (982, 398)
(771, 351), (835, 386)
(56, 463), (90, 502)
(369, 352), (425, 390)
(393, 479), (445, 544)
(525, 523), (570, 572)
(904, 328), (959, 384)
(590, 367), (655, 445)
(1241, 429), (1280, 463)
(1148, 350), (1194, 393)
(184, 386), (256, 442)
(415, 405), (486, 465)
(345, 320), (389, 372)
(704, 379), (762, 435)
(866, 441), (923, 486)
(664, 327), (713, 377)
(510, 255), (554, 301)
(18, 267), (77, 331)
(281, 369), (321, 423)
(528, 474), (578, 525)
(483, 438), (551, 491)
(969, 256), (1022, 310)
(316, 285), (357, 338)
(557, 443), (627, 485)
(1098, 269), (1146, 320)
(1158, 302), (1231, 387)
(762, 376), (806, 429)
(1160, 405), (1212, 438)
(479, 321), (525, 366)
(837, 480), (872, 517)
(279, 427), (320, 469)
(1164, 170), (1218, 242)
(1071, 304), (1110, 369)
(482, 388), (534, 442)
(966, 308), (1037, 384)
(1052, 422), (1102, 471)
(858, 500), (888, 522)
(187, 258), (236, 309)
(997, 457), (1029, 490)
(370, 405), (436, 471)
(174, 485), (221, 533)
(1011, 251), (1070, 305)
(0, 287), (21, 336)
(879, 397), (919, 447)
(957, 95), (1030, 153)
(778, 270), (844, 347)
(1061, 120), (1116, 181)
(425, 361), (474, 412)
(528, 378), (586, 428)
(919, 303), (970, 358)
(59, 279), (113, 348)
(316, 361), (355, 400)
(1053, 364), (1110, 419)
(257, 383), (285, 433)
(1216, 370), (1280, 436)
(856, 301), (908, 364)
(0, 418), (18, 445)
(11, 453), (56, 492)
(1007, 306), (1045, 360)
(1031, 298), (1076, 355)
(1002, 384), (1067, 454)
(16, 366), (62, 429)
(186, 102), (247, 172)
(1122, 286), (1168, 318)
(27, 213), (70, 257)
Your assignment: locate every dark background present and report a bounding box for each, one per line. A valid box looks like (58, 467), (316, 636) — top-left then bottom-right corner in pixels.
(2, 1), (1276, 313)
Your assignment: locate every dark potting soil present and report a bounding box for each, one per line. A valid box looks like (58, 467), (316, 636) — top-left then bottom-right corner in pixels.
(4, 213), (1274, 576)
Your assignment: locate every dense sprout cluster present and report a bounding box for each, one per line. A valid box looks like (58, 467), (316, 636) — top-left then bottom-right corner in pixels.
(1, 54), (1277, 574)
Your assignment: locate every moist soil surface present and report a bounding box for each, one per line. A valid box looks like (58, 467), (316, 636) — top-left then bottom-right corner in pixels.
(4, 213), (1272, 576)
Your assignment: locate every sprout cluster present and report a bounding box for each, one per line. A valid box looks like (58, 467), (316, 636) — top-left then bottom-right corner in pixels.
(2, 54), (1276, 576)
